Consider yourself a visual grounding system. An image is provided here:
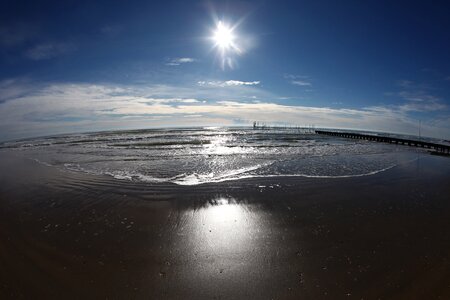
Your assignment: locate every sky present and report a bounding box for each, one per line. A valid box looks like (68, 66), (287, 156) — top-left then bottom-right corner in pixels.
(0, 0), (449, 141)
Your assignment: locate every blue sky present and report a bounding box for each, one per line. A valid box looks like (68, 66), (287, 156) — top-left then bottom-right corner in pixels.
(0, 0), (449, 141)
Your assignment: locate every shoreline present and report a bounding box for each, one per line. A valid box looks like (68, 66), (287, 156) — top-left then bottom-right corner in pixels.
(8, 149), (423, 188)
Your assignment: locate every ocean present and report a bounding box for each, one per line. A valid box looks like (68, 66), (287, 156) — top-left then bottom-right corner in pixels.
(0, 127), (423, 185)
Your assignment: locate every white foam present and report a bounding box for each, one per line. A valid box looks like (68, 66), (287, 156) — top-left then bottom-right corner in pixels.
(171, 163), (272, 185)
(169, 162), (401, 185)
(57, 160), (403, 186)
(264, 163), (398, 179)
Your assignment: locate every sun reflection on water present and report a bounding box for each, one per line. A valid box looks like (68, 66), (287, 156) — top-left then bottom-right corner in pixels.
(203, 133), (236, 155)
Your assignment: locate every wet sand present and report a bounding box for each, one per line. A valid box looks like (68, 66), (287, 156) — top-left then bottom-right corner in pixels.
(0, 151), (449, 299)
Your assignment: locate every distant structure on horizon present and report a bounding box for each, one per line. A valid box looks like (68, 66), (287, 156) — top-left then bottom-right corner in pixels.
(252, 121), (315, 133)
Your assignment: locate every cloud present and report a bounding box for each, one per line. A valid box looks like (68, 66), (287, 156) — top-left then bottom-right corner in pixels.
(398, 102), (447, 112)
(178, 98), (200, 103)
(24, 42), (76, 60)
(143, 98), (200, 104)
(0, 24), (38, 47)
(396, 79), (414, 88)
(197, 80), (260, 87)
(284, 74), (312, 87)
(0, 25), (76, 62)
(389, 79), (447, 112)
(0, 78), (40, 104)
(291, 80), (312, 86)
(100, 25), (123, 37)
(1, 81), (449, 141)
(398, 90), (440, 103)
(166, 57), (197, 66)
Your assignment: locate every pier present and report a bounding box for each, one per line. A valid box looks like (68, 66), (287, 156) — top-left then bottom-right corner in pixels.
(315, 130), (450, 154)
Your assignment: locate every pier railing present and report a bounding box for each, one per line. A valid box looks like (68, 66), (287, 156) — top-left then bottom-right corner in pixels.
(315, 130), (450, 154)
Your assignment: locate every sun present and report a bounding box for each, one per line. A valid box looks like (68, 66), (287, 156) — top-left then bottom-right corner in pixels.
(210, 20), (243, 69)
(213, 21), (234, 50)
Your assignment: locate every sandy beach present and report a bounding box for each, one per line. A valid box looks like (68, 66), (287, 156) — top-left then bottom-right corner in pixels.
(0, 151), (449, 299)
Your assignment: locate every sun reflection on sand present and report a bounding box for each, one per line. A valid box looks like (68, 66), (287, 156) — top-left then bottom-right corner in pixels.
(168, 197), (270, 284)
(192, 198), (259, 254)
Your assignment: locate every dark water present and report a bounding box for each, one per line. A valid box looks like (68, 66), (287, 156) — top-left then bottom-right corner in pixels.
(0, 127), (423, 185)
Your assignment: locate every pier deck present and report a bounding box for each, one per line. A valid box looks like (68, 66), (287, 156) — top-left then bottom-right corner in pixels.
(315, 130), (450, 154)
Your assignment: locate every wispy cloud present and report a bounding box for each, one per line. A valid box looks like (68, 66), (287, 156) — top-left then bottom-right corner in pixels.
(1, 81), (449, 141)
(197, 80), (260, 87)
(143, 98), (201, 104)
(398, 90), (440, 103)
(0, 78), (40, 104)
(389, 79), (447, 112)
(0, 23), (38, 47)
(166, 57), (197, 66)
(398, 102), (447, 112)
(284, 74), (312, 86)
(99, 25), (123, 37)
(24, 42), (76, 60)
(396, 79), (414, 88)
(291, 80), (312, 86)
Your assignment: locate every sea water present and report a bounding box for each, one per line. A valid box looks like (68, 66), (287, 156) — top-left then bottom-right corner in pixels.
(0, 127), (424, 185)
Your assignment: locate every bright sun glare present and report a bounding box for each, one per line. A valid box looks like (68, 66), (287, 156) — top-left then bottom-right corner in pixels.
(213, 21), (234, 50)
(211, 20), (243, 69)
